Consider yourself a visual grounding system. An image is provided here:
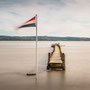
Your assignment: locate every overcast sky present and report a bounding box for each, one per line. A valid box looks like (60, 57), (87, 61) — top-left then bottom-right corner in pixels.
(0, 0), (90, 37)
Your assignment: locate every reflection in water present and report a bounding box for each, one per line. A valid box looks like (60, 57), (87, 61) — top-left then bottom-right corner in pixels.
(35, 71), (66, 90)
(46, 71), (65, 87)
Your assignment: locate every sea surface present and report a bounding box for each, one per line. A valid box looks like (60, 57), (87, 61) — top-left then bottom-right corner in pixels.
(0, 41), (90, 90)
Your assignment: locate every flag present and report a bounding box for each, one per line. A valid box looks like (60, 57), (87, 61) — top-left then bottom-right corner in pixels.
(18, 16), (36, 29)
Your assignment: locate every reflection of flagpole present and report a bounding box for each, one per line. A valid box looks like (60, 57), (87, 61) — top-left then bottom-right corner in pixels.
(35, 14), (38, 78)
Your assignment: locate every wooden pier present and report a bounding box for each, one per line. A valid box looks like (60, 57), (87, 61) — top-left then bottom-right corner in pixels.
(47, 43), (65, 70)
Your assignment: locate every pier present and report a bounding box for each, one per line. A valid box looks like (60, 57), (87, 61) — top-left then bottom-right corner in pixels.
(47, 43), (65, 70)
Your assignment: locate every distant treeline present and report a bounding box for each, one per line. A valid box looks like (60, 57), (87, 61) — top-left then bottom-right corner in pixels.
(0, 36), (90, 41)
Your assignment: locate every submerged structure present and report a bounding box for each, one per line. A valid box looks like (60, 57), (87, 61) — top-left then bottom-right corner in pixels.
(47, 43), (65, 70)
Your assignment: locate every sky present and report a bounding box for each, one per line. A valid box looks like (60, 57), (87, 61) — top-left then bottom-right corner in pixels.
(0, 0), (90, 37)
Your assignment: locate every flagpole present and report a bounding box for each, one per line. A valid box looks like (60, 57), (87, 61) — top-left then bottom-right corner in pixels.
(35, 14), (38, 79)
(26, 15), (38, 77)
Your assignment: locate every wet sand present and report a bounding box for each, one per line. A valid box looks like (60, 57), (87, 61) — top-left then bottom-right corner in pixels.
(0, 41), (90, 90)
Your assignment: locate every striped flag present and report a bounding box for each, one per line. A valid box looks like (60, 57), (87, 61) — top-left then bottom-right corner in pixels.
(18, 16), (36, 29)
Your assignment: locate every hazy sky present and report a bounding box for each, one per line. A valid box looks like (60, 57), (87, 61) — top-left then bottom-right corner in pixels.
(0, 0), (90, 37)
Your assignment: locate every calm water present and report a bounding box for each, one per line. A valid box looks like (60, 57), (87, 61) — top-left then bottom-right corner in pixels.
(0, 41), (90, 90)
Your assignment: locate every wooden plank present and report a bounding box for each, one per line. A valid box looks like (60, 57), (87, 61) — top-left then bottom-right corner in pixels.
(49, 44), (63, 63)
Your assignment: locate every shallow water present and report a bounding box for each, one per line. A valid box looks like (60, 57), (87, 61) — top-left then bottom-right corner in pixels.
(0, 41), (90, 90)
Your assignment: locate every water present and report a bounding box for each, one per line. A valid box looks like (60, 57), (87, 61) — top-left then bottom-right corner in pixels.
(0, 41), (90, 90)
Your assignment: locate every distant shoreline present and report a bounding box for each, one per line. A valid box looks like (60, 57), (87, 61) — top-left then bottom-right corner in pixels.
(0, 36), (90, 41)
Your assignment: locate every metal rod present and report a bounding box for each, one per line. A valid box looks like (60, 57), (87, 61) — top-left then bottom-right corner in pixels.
(35, 14), (38, 79)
